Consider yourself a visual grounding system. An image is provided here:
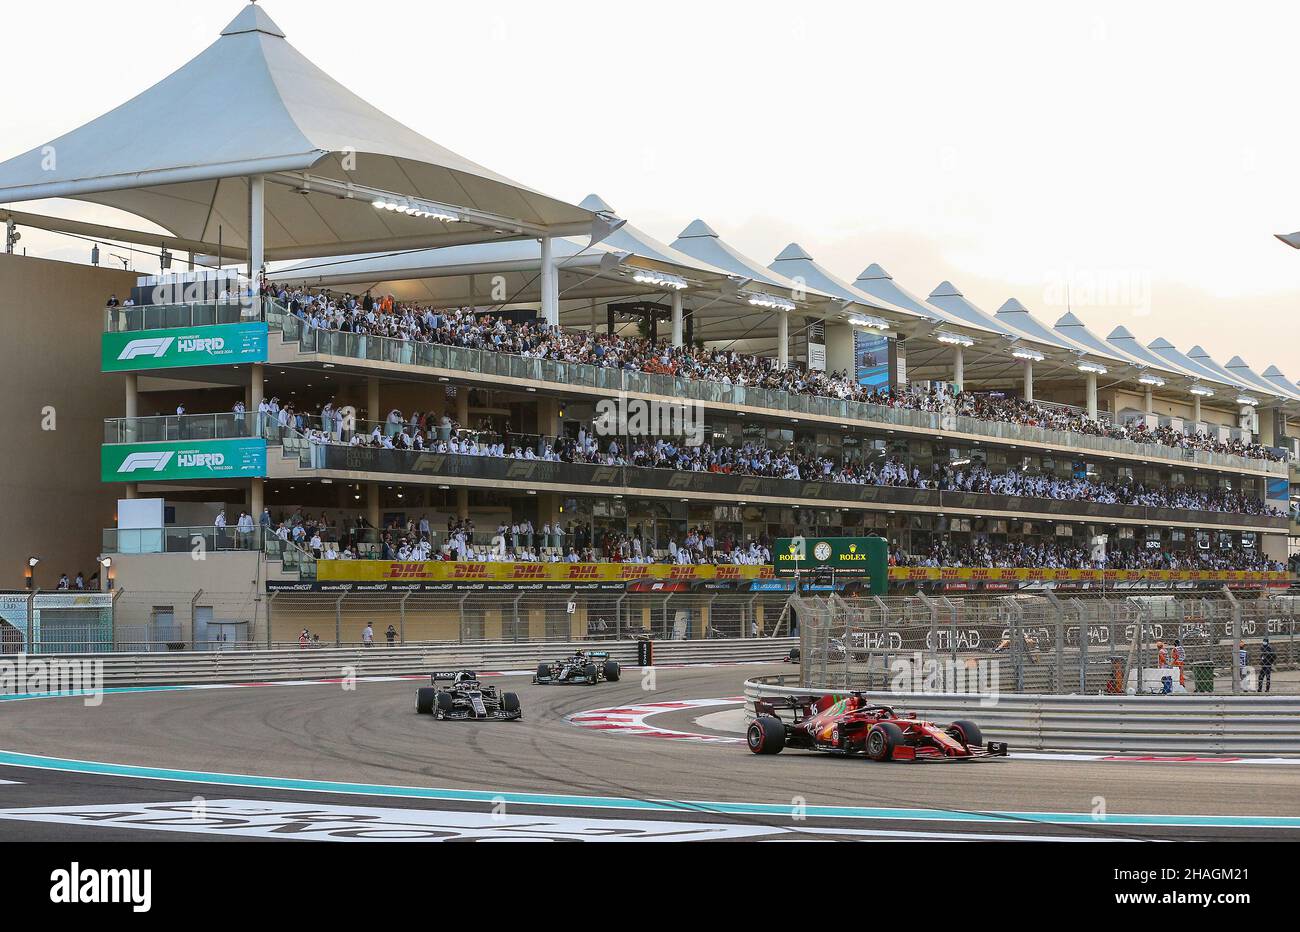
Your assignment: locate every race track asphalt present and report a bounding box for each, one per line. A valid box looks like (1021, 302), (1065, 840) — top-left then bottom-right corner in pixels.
(0, 662), (1297, 841)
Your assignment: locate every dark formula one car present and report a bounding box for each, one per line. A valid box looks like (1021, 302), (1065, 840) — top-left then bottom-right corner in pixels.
(533, 650), (621, 685)
(747, 693), (1008, 761)
(416, 671), (522, 721)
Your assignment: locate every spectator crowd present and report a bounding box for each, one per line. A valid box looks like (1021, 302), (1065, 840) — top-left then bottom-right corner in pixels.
(269, 283), (1285, 463)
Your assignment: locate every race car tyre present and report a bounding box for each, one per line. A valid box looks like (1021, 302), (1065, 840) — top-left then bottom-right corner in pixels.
(946, 719), (983, 748)
(434, 691), (455, 718)
(866, 721), (904, 761)
(501, 692), (521, 716)
(747, 715), (786, 755)
(416, 687), (436, 715)
(583, 662), (599, 682)
(603, 661), (621, 682)
(536, 662), (551, 681)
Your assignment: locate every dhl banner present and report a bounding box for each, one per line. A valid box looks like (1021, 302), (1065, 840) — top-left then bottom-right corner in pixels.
(316, 562), (1285, 585)
(317, 561), (776, 583)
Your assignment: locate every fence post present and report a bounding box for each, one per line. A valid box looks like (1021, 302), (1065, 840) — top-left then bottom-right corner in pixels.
(1223, 587), (1241, 695)
(1078, 599), (1089, 694)
(25, 590), (36, 654)
(334, 593), (344, 647)
(399, 591), (410, 645)
(266, 592), (276, 649)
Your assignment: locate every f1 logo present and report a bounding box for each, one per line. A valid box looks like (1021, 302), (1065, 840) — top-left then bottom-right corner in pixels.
(117, 451), (175, 473)
(117, 337), (175, 360)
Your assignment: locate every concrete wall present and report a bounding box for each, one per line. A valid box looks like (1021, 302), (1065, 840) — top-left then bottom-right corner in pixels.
(0, 253), (135, 589)
(110, 550), (268, 643)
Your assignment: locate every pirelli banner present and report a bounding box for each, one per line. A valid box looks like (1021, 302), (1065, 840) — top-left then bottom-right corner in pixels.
(315, 561), (775, 585)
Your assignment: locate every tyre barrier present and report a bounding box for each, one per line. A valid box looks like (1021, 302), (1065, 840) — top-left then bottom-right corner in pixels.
(744, 675), (1300, 756)
(6, 638), (796, 688)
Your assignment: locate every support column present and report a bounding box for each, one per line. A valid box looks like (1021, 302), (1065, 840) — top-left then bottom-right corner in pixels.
(1022, 359), (1034, 403)
(537, 396), (560, 440)
(124, 373), (138, 422)
(540, 236), (558, 327)
(671, 290), (684, 348)
(247, 174), (265, 293)
(250, 363), (264, 435)
(367, 376), (380, 426)
(953, 346), (964, 392)
(368, 481), (381, 528)
(250, 478), (264, 522)
(456, 487), (469, 521)
(1086, 372), (1098, 420)
(456, 388), (469, 429)
(1143, 386), (1153, 415)
(777, 311), (789, 369)
(1192, 394), (1202, 424)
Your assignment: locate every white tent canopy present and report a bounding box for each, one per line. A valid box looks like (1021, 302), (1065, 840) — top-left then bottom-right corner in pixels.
(1186, 347), (1269, 399)
(1103, 326), (1205, 384)
(1145, 338), (1247, 394)
(0, 4), (594, 260)
(670, 220), (833, 305)
(1261, 366), (1300, 403)
(766, 243), (931, 330)
(577, 195), (729, 282)
(925, 283), (1018, 340)
(995, 300), (1095, 358)
(268, 237), (634, 305)
(1225, 357), (1299, 403)
(1049, 311), (1141, 368)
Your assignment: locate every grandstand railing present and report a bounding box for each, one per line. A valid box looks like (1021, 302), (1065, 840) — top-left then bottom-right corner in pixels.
(271, 439), (1289, 531)
(265, 306), (1285, 476)
(104, 298), (265, 332)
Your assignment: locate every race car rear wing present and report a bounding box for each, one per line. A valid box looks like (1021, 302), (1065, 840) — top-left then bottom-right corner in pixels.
(752, 695), (819, 720)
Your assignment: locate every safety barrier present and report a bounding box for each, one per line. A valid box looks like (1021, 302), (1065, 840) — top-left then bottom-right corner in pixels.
(14, 638), (796, 688)
(743, 674), (1300, 756)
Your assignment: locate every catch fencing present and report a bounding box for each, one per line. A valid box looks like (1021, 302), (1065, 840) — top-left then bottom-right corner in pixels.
(791, 590), (1298, 695)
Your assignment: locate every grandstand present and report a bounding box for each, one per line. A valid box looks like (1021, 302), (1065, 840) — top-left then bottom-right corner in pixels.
(0, 4), (1296, 647)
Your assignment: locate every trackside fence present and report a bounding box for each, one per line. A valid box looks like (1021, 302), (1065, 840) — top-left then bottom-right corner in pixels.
(789, 590), (1298, 696)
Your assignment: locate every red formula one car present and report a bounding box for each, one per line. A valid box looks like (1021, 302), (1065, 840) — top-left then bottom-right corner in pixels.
(747, 693), (1008, 762)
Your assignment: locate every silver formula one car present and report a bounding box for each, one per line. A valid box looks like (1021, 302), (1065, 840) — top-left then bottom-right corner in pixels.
(533, 650), (621, 685)
(416, 671), (522, 721)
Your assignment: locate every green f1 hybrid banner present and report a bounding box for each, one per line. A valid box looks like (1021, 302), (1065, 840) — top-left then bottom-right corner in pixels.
(774, 535), (888, 594)
(102, 322), (268, 372)
(102, 438), (267, 482)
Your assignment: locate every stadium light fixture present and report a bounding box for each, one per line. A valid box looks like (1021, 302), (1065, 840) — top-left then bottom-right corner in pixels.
(1011, 348), (1044, 361)
(747, 293), (796, 312)
(849, 314), (890, 331)
(1138, 374), (1166, 387)
(1077, 362), (1108, 375)
(1236, 395), (1259, 407)
(372, 197), (460, 223)
(1188, 385), (1215, 397)
(631, 269), (687, 290)
(936, 332), (974, 347)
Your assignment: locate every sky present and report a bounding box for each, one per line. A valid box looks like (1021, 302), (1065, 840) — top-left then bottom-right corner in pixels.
(4, 0), (1299, 379)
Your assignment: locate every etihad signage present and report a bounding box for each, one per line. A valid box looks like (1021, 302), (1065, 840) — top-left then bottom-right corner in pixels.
(103, 323), (268, 372)
(102, 439), (267, 482)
